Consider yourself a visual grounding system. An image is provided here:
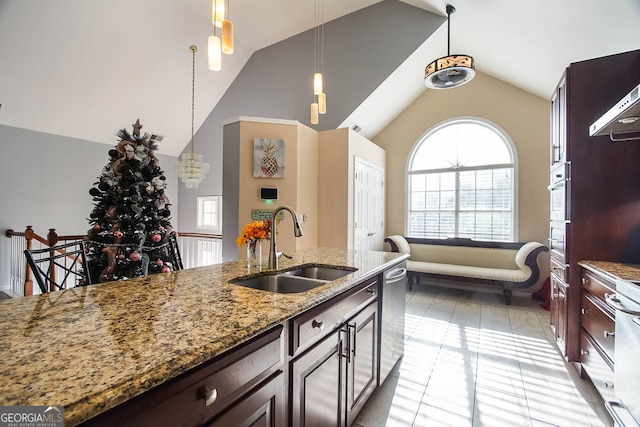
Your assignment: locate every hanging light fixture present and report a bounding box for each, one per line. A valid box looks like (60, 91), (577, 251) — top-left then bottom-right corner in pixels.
(209, 0), (233, 71)
(424, 4), (475, 89)
(310, 0), (327, 124)
(177, 45), (210, 189)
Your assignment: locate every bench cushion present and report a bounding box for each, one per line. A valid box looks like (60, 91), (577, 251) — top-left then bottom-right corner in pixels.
(409, 244), (518, 269)
(406, 260), (529, 283)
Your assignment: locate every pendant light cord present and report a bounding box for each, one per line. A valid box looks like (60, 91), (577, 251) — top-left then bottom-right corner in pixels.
(190, 45), (196, 156)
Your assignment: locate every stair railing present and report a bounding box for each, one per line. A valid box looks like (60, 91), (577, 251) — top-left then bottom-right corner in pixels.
(4, 227), (223, 297)
(5, 227), (86, 296)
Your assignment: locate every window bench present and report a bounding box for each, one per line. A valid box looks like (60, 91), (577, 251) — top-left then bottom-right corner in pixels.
(384, 236), (548, 305)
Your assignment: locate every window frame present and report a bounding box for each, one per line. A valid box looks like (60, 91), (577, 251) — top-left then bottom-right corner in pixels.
(197, 195), (223, 233)
(405, 117), (519, 242)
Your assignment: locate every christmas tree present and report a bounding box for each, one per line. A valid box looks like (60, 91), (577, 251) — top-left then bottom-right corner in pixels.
(85, 119), (177, 283)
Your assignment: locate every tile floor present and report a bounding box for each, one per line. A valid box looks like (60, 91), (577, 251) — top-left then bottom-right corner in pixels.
(354, 284), (613, 427)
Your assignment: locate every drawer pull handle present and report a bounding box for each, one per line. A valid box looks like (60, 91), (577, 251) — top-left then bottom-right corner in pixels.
(200, 387), (218, 406)
(312, 319), (325, 331)
(603, 382), (614, 389)
(366, 287), (376, 295)
(582, 278), (589, 285)
(604, 330), (615, 338)
(580, 349), (589, 356)
(581, 308), (590, 315)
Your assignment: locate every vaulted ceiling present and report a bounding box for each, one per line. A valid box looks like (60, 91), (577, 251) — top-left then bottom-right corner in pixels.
(1, 0), (639, 156)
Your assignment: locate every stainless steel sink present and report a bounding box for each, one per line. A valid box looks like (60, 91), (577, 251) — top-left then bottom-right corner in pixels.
(279, 266), (356, 281)
(230, 265), (357, 293)
(230, 274), (328, 293)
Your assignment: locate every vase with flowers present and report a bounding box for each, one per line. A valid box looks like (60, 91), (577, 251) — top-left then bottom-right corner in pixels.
(236, 220), (271, 268)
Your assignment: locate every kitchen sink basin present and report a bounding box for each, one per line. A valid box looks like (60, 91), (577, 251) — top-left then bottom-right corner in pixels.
(230, 274), (328, 293)
(279, 266), (356, 281)
(230, 266), (357, 293)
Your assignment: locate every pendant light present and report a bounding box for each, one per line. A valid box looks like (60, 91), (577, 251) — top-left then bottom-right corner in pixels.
(424, 4), (475, 89)
(221, 0), (234, 54)
(177, 45), (210, 189)
(310, 0), (327, 124)
(209, 0), (234, 71)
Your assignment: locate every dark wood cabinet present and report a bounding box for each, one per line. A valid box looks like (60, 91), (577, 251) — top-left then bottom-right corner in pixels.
(345, 302), (378, 427)
(550, 74), (567, 167)
(548, 49), (640, 362)
(80, 325), (285, 427)
(291, 320), (345, 427)
(579, 268), (616, 402)
(208, 371), (286, 427)
(290, 279), (379, 427)
(550, 272), (568, 352)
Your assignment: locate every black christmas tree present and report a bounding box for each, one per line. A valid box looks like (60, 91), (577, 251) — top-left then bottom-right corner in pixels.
(85, 119), (177, 283)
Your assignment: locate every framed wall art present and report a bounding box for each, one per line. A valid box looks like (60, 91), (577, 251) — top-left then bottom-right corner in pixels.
(253, 138), (284, 178)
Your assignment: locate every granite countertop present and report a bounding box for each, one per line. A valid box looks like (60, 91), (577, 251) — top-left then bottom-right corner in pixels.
(579, 260), (640, 283)
(0, 247), (408, 426)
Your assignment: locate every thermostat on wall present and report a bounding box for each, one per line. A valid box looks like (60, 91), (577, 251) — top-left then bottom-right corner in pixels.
(260, 187), (278, 200)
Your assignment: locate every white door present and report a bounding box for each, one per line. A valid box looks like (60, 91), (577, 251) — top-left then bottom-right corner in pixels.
(354, 158), (384, 251)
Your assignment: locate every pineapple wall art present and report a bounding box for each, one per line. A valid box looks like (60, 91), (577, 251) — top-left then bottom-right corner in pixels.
(253, 138), (285, 178)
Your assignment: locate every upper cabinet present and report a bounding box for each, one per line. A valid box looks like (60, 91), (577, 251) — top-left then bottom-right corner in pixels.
(550, 74), (567, 167)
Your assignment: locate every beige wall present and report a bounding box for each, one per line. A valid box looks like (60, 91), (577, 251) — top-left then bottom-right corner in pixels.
(373, 71), (551, 287)
(296, 124), (319, 250)
(318, 128), (386, 248)
(318, 129), (350, 248)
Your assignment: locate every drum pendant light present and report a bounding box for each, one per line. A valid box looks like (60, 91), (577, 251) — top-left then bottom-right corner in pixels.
(424, 4), (475, 89)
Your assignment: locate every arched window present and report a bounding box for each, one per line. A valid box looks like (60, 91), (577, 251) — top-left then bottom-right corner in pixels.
(407, 118), (516, 241)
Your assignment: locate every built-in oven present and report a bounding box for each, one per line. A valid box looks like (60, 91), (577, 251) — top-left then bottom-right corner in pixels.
(605, 280), (640, 427)
(549, 162), (570, 222)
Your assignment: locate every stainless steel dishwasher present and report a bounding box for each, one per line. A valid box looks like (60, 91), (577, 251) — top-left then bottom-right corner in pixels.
(606, 279), (640, 427)
(379, 262), (407, 384)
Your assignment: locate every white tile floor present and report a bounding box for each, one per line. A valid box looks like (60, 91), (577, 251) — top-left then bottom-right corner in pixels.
(354, 284), (613, 427)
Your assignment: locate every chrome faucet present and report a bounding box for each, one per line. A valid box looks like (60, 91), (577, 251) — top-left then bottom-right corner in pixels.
(268, 206), (304, 270)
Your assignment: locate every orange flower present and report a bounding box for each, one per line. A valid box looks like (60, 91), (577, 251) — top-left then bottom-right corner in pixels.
(236, 220), (272, 246)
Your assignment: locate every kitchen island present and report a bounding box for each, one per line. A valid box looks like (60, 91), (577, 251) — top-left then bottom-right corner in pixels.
(0, 247), (407, 426)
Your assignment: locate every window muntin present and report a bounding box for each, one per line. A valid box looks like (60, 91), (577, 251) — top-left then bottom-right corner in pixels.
(408, 119), (515, 241)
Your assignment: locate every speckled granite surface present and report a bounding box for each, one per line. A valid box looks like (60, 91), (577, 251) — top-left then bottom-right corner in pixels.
(0, 247), (407, 426)
(579, 260), (640, 283)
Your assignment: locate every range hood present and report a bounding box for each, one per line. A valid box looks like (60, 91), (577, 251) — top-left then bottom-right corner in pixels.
(589, 82), (640, 140)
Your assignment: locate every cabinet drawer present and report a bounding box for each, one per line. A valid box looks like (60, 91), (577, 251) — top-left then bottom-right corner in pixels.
(581, 270), (616, 306)
(550, 257), (568, 282)
(83, 325), (284, 427)
(549, 223), (567, 263)
(580, 332), (615, 402)
(581, 293), (615, 361)
(291, 277), (378, 355)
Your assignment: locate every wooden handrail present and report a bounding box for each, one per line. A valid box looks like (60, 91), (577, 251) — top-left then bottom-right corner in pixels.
(178, 232), (222, 239)
(6, 227), (223, 296)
